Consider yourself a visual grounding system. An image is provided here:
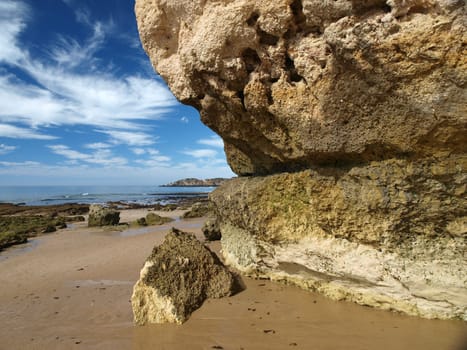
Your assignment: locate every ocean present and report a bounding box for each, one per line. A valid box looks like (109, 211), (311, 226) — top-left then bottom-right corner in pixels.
(0, 185), (215, 206)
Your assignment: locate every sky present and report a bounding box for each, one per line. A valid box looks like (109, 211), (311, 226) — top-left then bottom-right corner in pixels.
(0, 0), (235, 186)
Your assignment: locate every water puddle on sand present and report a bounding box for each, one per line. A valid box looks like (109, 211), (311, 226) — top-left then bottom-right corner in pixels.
(0, 239), (40, 262)
(71, 279), (134, 287)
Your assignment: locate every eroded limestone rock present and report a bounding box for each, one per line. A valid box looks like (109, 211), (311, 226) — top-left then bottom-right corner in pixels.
(135, 0), (466, 175)
(131, 228), (236, 325)
(210, 157), (467, 320)
(135, 0), (466, 320)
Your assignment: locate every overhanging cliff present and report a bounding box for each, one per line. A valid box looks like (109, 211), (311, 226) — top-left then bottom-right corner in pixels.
(135, 0), (466, 320)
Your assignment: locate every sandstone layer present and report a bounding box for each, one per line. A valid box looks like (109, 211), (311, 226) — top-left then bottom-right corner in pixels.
(131, 228), (236, 325)
(135, 0), (466, 320)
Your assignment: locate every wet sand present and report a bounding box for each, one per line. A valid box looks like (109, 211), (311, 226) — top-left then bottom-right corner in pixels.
(0, 209), (465, 350)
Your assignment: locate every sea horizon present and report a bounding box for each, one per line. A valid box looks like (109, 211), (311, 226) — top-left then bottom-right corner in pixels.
(0, 185), (215, 206)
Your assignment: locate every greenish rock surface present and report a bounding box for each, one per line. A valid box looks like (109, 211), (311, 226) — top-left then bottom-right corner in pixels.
(88, 204), (120, 227)
(145, 213), (174, 225)
(182, 202), (213, 219)
(131, 228), (236, 324)
(0, 215), (84, 250)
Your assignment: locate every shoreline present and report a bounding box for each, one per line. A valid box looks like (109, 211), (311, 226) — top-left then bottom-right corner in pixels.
(0, 196), (208, 251)
(0, 208), (465, 349)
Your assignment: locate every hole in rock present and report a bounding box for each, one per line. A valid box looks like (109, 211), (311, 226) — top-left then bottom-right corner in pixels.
(242, 48), (261, 73)
(236, 90), (246, 109)
(247, 12), (259, 26)
(285, 54), (304, 82)
(258, 29), (279, 46)
(290, 0), (307, 32)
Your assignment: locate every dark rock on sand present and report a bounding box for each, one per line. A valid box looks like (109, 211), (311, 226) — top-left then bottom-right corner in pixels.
(0, 214), (81, 250)
(131, 228), (236, 324)
(88, 205), (120, 227)
(145, 213), (174, 225)
(182, 202), (213, 219)
(202, 218), (221, 241)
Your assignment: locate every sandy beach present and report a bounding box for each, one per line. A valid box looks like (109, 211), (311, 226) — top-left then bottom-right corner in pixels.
(0, 208), (465, 350)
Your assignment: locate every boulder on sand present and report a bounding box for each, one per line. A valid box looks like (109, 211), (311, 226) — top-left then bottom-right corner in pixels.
(131, 228), (236, 325)
(88, 204), (120, 227)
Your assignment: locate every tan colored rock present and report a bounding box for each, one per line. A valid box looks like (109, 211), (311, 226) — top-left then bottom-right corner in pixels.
(135, 0), (467, 320)
(131, 228), (236, 325)
(210, 156), (467, 320)
(135, 0), (466, 175)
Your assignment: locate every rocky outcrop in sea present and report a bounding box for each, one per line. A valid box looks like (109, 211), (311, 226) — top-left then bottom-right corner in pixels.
(135, 0), (466, 320)
(161, 178), (228, 187)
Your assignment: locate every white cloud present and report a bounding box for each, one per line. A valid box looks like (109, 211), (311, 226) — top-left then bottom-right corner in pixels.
(181, 116), (189, 123)
(85, 142), (112, 149)
(130, 147), (162, 156)
(97, 129), (155, 146)
(49, 145), (89, 161)
(0, 144), (16, 155)
(133, 148), (171, 167)
(182, 149), (218, 158)
(147, 149), (160, 156)
(0, 160), (40, 167)
(0, 1), (177, 140)
(136, 157), (171, 167)
(0, 0), (28, 64)
(48, 144), (127, 166)
(131, 148), (146, 155)
(0, 123), (57, 140)
(197, 136), (224, 148)
(47, 22), (106, 69)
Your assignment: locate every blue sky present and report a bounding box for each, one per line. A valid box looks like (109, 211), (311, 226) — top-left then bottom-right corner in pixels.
(0, 0), (234, 186)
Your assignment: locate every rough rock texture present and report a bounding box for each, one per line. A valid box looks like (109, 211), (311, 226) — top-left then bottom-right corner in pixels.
(88, 205), (120, 227)
(136, 0), (466, 175)
(202, 218), (222, 241)
(210, 160), (467, 320)
(182, 202), (213, 218)
(135, 0), (466, 320)
(145, 212), (174, 225)
(131, 228), (236, 325)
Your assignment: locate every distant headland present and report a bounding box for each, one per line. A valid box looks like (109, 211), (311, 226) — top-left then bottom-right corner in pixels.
(160, 178), (230, 187)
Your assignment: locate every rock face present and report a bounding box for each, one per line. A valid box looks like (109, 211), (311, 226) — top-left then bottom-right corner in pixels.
(131, 228), (236, 325)
(135, 0), (466, 320)
(88, 204), (120, 227)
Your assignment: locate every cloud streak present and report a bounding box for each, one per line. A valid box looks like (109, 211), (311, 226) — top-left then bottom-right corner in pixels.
(0, 123), (57, 140)
(0, 144), (17, 155)
(48, 144), (128, 166)
(0, 0), (176, 141)
(182, 149), (218, 158)
(197, 136), (224, 148)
